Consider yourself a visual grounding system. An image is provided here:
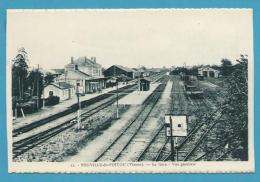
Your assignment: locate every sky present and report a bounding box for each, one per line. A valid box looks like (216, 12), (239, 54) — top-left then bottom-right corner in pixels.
(7, 9), (253, 70)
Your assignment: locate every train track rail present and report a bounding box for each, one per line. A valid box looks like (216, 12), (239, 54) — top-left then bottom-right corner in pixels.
(153, 76), (230, 162)
(94, 83), (167, 162)
(195, 132), (242, 161)
(142, 76), (181, 161)
(13, 84), (136, 137)
(137, 125), (166, 161)
(162, 107), (226, 162)
(12, 85), (137, 159)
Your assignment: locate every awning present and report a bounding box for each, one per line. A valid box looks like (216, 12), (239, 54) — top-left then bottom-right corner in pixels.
(89, 82), (100, 84)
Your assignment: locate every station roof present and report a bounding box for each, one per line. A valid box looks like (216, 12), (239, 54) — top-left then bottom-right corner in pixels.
(47, 82), (74, 90)
(140, 77), (152, 82)
(114, 65), (134, 73)
(74, 57), (102, 68)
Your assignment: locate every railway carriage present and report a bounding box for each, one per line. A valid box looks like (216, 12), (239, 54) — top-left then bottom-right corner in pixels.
(183, 81), (203, 99)
(185, 86), (203, 99)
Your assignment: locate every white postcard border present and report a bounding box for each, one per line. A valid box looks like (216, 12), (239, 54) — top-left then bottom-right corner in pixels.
(6, 8), (254, 173)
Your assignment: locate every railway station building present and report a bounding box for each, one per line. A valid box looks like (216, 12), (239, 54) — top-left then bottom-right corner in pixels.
(53, 56), (106, 95)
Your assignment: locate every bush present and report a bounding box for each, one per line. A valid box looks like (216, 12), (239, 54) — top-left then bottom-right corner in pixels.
(45, 96), (60, 106)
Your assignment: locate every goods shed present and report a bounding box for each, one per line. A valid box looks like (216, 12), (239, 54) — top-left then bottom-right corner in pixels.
(103, 65), (135, 79)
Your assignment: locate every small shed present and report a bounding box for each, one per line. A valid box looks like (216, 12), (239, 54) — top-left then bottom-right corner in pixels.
(140, 78), (151, 91)
(198, 67), (220, 78)
(43, 82), (74, 101)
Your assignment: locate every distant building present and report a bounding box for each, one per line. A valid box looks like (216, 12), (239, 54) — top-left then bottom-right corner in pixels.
(56, 56), (106, 94)
(132, 68), (150, 78)
(142, 71), (150, 77)
(149, 68), (161, 73)
(103, 65), (135, 80)
(140, 78), (151, 91)
(52, 69), (65, 75)
(43, 82), (74, 101)
(198, 67), (220, 78)
(65, 56), (103, 77)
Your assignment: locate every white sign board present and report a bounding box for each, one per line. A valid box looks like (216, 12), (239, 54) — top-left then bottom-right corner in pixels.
(165, 115), (187, 137)
(78, 86), (84, 94)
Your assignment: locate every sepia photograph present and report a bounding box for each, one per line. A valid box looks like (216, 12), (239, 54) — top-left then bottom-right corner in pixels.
(6, 9), (254, 173)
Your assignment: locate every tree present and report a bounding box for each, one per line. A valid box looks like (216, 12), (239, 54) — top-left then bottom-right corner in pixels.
(140, 66), (147, 70)
(27, 69), (44, 98)
(220, 58), (233, 76)
(44, 72), (55, 85)
(223, 55), (248, 160)
(12, 48), (29, 100)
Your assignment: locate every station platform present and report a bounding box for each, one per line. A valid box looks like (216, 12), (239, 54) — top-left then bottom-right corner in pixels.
(117, 83), (160, 105)
(13, 82), (135, 130)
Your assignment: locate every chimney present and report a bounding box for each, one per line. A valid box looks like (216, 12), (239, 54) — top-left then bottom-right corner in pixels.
(85, 56), (87, 63)
(71, 57), (74, 64)
(93, 57), (96, 63)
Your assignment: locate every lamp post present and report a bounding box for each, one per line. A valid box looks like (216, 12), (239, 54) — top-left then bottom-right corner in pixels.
(76, 82), (81, 130)
(112, 66), (119, 119)
(108, 77), (119, 119)
(169, 116), (175, 161)
(116, 79), (119, 119)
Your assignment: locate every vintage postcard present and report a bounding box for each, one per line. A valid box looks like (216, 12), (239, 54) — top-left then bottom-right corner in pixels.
(6, 9), (254, 173)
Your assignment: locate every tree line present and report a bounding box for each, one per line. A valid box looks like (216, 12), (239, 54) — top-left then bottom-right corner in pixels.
(170, 58), (234, 77)
(12, 48), (54, 102)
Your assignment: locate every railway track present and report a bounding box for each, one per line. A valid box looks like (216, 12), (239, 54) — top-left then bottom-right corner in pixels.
(94, 83), (167, 162)
(195, 133), (242, 161)
(12, 85), (137, 159)
(143, 76), (183, 161)
(137, 125), (167, 161)
(13, 84), (136, 137)
(13, 74), (167, 159)
(154, 137), (171, 161)
(161, 106), (226, 162)
(153, 76), (229, 162)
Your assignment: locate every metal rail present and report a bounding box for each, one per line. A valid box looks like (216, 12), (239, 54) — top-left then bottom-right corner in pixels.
(12, 85), (137, 158)
(195, 133), (241, 161)
(136, 124), (165, 161)
(154, 138), (170, 161)
(94, 83), (166, 162)
(13, 84), (136, 137)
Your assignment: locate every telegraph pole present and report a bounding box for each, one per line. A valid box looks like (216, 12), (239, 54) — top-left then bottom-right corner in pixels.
(116, 80), (119, 118)
(42, 88), (45, 109)
(170, 116), (175, 161)
(138, 64), (141, 91)
(175, 138), (178, 161)
(76, 83), (81, 130)
(37, 64), (40, 110)
(113, 66), (119, 119)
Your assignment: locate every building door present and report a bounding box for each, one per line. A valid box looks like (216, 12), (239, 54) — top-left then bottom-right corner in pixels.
(203, 71), (207, 77)
(209, 71), (215, 77)
(68, 89), (71, 99)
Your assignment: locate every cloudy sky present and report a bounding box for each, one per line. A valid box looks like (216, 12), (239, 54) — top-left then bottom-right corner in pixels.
(7, 9), (253, 70)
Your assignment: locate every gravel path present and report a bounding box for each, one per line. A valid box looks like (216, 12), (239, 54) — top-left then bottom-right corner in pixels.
(65, 105), (144, 162)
